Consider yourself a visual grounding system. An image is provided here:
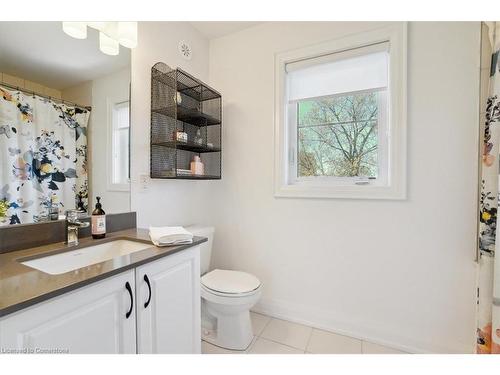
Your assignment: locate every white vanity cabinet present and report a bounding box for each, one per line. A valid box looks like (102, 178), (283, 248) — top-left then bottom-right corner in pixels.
(0, 246), (201, 354)
(0, 270), (137, 354)
(135, 246), (201, 354)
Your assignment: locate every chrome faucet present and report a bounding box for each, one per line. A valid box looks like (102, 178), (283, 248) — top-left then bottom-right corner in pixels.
(65, 209), (90, 246)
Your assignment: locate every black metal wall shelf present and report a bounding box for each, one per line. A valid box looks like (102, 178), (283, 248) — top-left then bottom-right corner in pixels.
(152, 141), (221, 154)
(151, 105), (221, 126)
(150, 62), (222, 180)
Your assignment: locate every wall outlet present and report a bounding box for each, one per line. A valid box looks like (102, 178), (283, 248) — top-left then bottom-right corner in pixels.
(139, 174), (149, 193)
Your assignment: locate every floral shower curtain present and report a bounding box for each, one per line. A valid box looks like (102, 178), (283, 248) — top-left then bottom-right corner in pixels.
(0, 85), (89, 225)
(477, 22), (500, 354)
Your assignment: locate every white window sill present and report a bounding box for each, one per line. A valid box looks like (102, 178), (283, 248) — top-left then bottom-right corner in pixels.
(274, 183), (406, 200)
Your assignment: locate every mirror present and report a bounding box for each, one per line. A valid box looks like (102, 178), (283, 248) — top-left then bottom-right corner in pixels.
(0, 22), (131, 225)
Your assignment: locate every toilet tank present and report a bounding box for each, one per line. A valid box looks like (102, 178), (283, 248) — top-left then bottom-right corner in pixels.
(186, 225), (214, 275)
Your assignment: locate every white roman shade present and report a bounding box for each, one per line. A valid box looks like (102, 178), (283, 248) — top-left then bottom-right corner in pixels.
(286, 42), (389, 102)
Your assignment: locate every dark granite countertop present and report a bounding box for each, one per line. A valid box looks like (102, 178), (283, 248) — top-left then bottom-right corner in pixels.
(0, 228), (206, 318)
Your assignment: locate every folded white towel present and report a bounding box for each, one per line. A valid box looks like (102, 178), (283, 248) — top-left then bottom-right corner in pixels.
(149, 226), (194, 246)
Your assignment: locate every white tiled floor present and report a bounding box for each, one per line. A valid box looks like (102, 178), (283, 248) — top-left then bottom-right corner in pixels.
(201, 312), (408, 354)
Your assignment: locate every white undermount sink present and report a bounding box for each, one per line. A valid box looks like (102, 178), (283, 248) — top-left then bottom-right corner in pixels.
(21, 240), (153, 275)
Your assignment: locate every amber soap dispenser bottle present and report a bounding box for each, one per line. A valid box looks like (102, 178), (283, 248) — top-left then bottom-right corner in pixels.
(91, 196), (106, 239)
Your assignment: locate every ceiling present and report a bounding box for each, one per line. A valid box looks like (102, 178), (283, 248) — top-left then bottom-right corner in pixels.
(190, 22), (262, 39)
(0, 22), (130, 90)
(0, 22), (259, 90)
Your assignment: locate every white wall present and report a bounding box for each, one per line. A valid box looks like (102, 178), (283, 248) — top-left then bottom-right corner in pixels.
(0, 72), (61, 99)
(130, 22), (218, 228)
(129, 21), (480, 353)
(62, 81), (92, 107)
(90, 68), (131, 214)
(207, 22), (480, 353)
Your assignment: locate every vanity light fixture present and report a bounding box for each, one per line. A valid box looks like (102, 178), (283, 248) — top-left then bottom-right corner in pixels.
(62, 22), (87, 39)
(86, 22), (107, 31)
(118, 22), (138, 49)
(99, 32), (120, 56)
(62, 21), (138, 56)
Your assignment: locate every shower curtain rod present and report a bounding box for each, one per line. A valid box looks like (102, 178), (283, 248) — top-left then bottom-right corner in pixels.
(0, 81), (91, 112)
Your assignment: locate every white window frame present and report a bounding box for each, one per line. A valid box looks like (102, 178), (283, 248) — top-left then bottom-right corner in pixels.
(107, 98), (130, 192)
(274, 23), (407, 199)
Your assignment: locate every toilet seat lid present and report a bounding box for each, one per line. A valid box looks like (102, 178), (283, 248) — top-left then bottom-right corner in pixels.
(201, 269), (261, 294)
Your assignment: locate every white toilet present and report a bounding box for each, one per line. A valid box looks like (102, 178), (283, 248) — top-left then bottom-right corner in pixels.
(187, 225), (262, 351)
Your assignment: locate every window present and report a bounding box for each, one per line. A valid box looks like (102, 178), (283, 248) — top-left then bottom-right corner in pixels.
(110, 100), (130, 189)
(274, 24), (407, 199)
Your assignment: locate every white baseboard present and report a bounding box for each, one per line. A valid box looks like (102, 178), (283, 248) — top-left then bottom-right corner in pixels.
(252, 297), (471, 354)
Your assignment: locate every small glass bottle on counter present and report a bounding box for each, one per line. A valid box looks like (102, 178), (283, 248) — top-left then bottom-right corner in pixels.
(91, 197), (106, 239)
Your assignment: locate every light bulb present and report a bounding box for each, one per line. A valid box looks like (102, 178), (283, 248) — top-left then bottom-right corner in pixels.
(118, 22), (137, 49)
(99, 32), (119, 56)
(87, 22), (108, 31)
(62, 22), (87, 39)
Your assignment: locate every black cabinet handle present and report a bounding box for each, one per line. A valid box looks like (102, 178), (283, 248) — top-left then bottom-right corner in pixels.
(125, 281), (133, 319)
(144, 274), (152, 308)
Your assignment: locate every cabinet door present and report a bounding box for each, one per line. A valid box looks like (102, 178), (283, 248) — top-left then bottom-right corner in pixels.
(0, 271), (136, 354)
(136, 246), (201, 353)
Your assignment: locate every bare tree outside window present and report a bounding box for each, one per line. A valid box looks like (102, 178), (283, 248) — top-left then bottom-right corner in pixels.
(297, 91), (381, 178)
